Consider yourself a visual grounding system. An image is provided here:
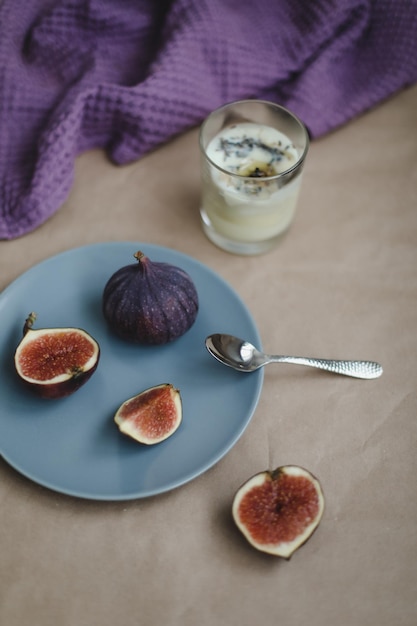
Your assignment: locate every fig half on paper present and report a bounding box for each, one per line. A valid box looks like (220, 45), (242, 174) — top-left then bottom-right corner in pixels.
(232, 465), (325, 558)
(14, 313), (100, 399)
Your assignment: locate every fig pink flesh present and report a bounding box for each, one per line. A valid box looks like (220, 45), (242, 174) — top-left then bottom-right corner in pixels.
(18, 331), (96, 380)
(237, 474), (320, 545)
(119, 386), (179, 439)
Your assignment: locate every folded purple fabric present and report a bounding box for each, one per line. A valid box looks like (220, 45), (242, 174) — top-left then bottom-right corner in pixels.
(1, 0), (416, 239)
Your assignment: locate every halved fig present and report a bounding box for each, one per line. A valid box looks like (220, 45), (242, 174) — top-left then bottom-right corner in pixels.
(232, 465), (325, 558)
(115, 383), (182, 445)
(14, 312), (100, 399)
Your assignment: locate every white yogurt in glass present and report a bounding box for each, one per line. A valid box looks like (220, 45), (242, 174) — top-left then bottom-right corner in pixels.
(199, 100), (309, 254)
(201, 122), (302, 244)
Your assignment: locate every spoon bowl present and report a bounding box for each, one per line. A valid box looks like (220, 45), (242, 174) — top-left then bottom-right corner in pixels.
(205, 334), (383, 379)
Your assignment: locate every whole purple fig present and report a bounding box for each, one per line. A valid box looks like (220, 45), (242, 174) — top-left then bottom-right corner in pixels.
(102, 252), (199, 345)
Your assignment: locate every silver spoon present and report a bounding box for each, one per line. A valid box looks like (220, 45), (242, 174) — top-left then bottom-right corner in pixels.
(205, 334), (383, 379)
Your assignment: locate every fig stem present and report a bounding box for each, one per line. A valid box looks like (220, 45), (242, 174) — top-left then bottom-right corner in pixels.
(23, 312), (37, 336)
(70, 366), (84, 379)
(270, 467), (284, 481)
(133, 251), (145, 263)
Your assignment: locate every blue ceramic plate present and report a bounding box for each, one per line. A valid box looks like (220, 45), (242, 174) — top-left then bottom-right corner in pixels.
(0, 242), (263, 500)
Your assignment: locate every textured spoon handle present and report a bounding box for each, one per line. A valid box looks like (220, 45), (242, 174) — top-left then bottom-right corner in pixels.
(271, 356), (383, 379)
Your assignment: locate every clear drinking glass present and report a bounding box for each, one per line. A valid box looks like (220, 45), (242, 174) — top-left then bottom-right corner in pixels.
(199, 100), (309, 255)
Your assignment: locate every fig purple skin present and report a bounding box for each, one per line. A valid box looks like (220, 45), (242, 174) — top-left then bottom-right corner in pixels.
(102, 251), (199, 345)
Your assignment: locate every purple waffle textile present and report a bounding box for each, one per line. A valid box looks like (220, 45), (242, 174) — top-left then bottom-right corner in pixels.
(1, 0), (416, 239)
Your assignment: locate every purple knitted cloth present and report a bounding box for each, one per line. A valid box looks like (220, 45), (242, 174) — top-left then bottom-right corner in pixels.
(1, 0), (416, 239)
